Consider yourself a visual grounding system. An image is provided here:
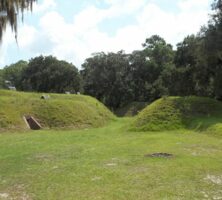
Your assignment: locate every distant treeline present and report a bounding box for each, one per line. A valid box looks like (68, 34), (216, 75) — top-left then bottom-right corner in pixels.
(0, 0), (222, 110)
(0, 57), (81, 94)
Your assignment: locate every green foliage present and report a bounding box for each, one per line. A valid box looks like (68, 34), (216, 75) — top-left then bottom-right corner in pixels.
(199, 1), (222, 99)
(82, 36), (175, 109)
(0, 89), (114, 131)
(2, 60), (28, 89)
(172, 35), (201, 96)
(132, 96), (222, 131)
(131, 36), (174, 101)
(81, 51), (134, 109)
(21, 55), (82, 93)
(170, 0), (222, 99)
(143, 35), (174, 67)
(212, 0), (222, 19)
(0, 69), (4, 88)
(76, 13), (222, 108)
(175, 35), (198, 67)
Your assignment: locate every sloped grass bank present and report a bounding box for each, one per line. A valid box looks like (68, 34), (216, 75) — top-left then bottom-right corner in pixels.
(0, 90), (114, 131)
(115, 102), (148, 117)
(0, 119), (222, 199)
(132, 96), (222, 132)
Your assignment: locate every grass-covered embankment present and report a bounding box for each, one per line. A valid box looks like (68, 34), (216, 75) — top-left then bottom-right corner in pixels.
(132, 96), (222, 133)
(0, 90), (114, 131)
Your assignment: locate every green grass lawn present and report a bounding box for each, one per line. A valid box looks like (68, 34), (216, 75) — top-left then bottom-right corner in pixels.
(1, 118), (222, 200)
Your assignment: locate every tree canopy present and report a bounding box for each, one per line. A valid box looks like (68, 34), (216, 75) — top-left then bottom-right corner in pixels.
(21, 56), (81, 93)
(80, 0), (222, 109)
(1, 56), (82, 94)
(2, 60), (28, 90)
(81, 36), (175, 109)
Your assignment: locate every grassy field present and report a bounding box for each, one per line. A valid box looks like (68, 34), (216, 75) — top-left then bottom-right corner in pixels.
(1, 118), (222, 200)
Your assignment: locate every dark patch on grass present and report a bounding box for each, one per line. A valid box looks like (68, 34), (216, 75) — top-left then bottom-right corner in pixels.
(145, 152), (173, 158)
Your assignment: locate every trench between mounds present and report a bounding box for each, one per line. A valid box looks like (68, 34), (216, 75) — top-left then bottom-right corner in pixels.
(23, 115), (42, 130)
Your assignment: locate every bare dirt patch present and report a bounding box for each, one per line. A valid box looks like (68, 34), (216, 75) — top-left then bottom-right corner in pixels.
(205, 175), (222, 185)
(91, 176), (102, 181)
(145, 153), (173, 158)
(33, 153), (54, 162)
(0, 193), (9, 199)
(201, 191), (222, 200)
(0, 184), (32, 200)
(106, 163), (117, 167)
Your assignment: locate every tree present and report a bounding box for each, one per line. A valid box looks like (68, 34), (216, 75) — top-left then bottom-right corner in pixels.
(21, 55), (81, 93)
(130, 35), (175, 101)
(189, 0), (222, 99)
(175, 35), (198, 67)
(212, 0), (222, 17)
(128, 50), (149, 101)
(0, 69), (4, 88)
(173, 35), (200, 96)
(143, 35), (174, 67)
(2, 60), (28, 90)
(81, 51), (133, 109)
(0, 0), (36, 42)
(81, 35), (176, 110)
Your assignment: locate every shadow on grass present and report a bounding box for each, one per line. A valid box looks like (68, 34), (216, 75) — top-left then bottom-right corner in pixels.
(184, 115), (222, 135)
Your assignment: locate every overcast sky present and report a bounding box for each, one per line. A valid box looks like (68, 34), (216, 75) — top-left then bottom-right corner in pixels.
(0, 0), (212, 69)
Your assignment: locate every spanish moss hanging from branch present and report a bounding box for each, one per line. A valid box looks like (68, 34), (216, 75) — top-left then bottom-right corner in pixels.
(0, 0), (36, 43)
